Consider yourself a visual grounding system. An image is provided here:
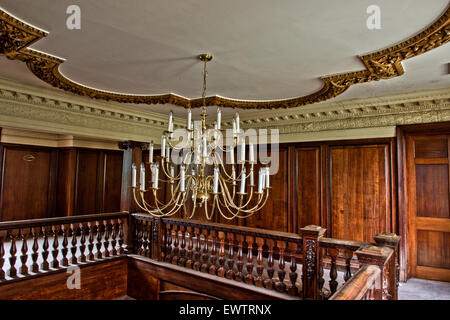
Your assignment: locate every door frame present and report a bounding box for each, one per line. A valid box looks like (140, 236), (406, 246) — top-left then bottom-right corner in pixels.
(397, 122), (450, 282)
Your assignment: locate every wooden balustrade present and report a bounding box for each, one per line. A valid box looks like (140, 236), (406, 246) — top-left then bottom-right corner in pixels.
(0, 212), (128, 282)
(131, 213), (400, 300)
(0, 210), (399, 301)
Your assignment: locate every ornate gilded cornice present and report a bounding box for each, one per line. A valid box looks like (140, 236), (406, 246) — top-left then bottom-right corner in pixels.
(0, 6), (449, 110)
(0, 77), (449, 144)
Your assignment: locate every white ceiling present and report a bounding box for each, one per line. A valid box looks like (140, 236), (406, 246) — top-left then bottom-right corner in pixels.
(0, 0), (449, 116)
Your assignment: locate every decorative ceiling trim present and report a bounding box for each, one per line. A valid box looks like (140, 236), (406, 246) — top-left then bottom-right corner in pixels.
(0, 6), (449, 110)
(0, 78), (449, 144)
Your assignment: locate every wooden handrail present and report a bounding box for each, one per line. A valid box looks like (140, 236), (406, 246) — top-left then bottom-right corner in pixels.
(329, 265), (380, 300)
(132, 214), (302, 243)
(0, 212), (129, 230)
(319, 237), (366, 252)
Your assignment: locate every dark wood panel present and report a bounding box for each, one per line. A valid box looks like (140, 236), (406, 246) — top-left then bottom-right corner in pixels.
(295, 147), (321, 229)
(417, 230), (450, 269)
(245, 147), (289, 232)
(0, 146), (56, 221)
(414, 137), (448, 158)
(56, 149), (76, 216)
(102, 151), (123, 213)
(329, 144), (391, 242)
(74, 150), (99, 215)
(0, 259), (127, 300)
(159, 281), (220, 300)
(415, 164), (449, 218)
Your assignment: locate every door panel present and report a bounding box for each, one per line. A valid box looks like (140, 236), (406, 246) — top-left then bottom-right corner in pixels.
(407, 134), (450, 281)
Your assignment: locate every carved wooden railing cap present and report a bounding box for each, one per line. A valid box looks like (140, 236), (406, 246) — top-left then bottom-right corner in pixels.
(373, 232), (401, 248)
(355, 244), (394, 266)
(300, 225), (326, 237)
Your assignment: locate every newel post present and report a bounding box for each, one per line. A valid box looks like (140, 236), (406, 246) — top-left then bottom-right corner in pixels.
(300, 225), (326, 300)
(355, 245), (392, 300)
(373, 232), (401, 300)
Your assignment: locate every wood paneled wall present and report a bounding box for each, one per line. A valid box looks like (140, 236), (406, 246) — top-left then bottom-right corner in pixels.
(220, 139), (397, 244)
(0, 143), (123, 221)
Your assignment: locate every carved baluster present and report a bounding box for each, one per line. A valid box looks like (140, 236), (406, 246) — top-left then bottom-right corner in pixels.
(217, 231), (226, 277)
(200, 229), (210, 273)
(110, 220), (117, 256)
(185, 226), (194, 269)
(234, 234), (244, 282)
(319, 247), (325, 295)
(171, 224), (180, 265)
(179, 225), (187, 267)
(60, 224), (69, 266)
(31, 227), (39, 273)
(245, 235), (255, 285)
(79, 223), (87, 262)
(135, 219), (143, 255)
(50, 225), (59, 269)
(193, 227), (201, 271)
(19, 228), (29, 275)
(103, 220), (110, 258)
(87, 222), (95, 261)
(288, 242), (298, 296)
(209, 230), (218, 275)
(70, 224), (78, 264)
(225, 232), (236, 280)
(275, 240), (287, 293)
(0, 234), (5, 280)
(255, 237), (265, 287)
(118, 218), (125, 255)
(344, 249), (353, 282)
(7, 231), (17, 277)
(143, 220), (150, 257)
(164, 224), (173, 263)
(41, 226), (49, 271)
(95, 221), (103, 259)
(264, 239), (275, 289)
(329, 248), (338, 295)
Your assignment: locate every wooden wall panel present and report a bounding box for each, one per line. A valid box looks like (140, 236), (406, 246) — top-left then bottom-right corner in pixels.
(0, 146), (56, 221)
(294, 147), (321, 229)
(328, 144), (391, 242)
(102, 151), (123, 213)
(56, 149), (76, 216)
(415, 164), (449, 218)
(0, 259), (127, 300)
(245, 147), (289, 232)
(74, 149), (100, 215)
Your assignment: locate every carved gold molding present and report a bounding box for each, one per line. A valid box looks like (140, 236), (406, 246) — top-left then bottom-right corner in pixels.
(0, 6), (449, 109)
(0, 78), (449, 144)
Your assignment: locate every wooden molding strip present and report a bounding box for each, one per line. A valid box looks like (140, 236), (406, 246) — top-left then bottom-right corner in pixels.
(0, 6), (449, 109)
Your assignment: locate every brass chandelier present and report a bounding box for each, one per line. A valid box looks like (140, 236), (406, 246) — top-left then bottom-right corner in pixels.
(131, 54), (271, 220)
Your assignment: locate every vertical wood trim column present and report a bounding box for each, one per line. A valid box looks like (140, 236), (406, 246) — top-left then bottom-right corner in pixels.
(300, 225), (326, 300)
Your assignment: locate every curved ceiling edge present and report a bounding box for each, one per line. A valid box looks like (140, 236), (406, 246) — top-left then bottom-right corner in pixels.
(0, 6), (449, 110)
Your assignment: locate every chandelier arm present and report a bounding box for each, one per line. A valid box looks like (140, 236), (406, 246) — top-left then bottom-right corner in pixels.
(160, 157), (181, 181)
(151, 189), (185, 217)
(220, 178), (268, 213)
(217, 190), (269, 219)
(133, 188), (181, 217)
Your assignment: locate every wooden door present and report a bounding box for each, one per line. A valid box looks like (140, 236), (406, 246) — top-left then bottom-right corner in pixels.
(407, 134), (450, 281)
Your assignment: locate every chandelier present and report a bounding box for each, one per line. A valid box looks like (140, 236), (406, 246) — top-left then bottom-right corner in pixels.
(131, 54), (271, 220)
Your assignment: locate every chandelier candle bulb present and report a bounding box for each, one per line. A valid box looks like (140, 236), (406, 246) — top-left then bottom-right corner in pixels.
(265, 167), (270, 188)
(229, 145), (234, 164)
(217, 109), (221, 130)
(213, 167), (219, 193)
(232, 119), (237, 137)
(249, 143), (254, 163)
(168, 111), (174, 132)
(258, 168), (263, 194)
(166, 145), (170, 162)
(161, 135), (166, 157)
(187, 109), (192, 130)
(131, 163), (137, 188)
(140, 163), (145, 191)
(239, 138), (245, 163)
(202, 135), (207, 157)
(235, 113), (240, 133)
(154, 164), (159, 189)
(149, 142), (154, 163)
(170, 165), (175, 181)
(180, 165), (185, 192)
(249, 166), (254, 186)
(240, 167), (246, 194)
(232, 166), (236, 185)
